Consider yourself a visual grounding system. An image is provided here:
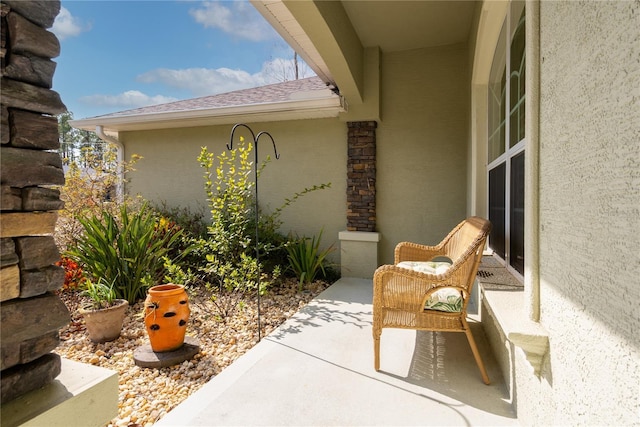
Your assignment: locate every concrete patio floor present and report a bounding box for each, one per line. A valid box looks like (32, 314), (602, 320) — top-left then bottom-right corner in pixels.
(156, 277), (518, 426)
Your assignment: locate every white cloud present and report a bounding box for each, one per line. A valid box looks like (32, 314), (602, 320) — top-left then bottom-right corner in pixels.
(137, 56), (314, 97)
(137, 67), (269, 96)
(189, 1), (276, 42)
(79, 91), (178, 108)
(79, 57), (315, 113)
(51, 7), (90, 40)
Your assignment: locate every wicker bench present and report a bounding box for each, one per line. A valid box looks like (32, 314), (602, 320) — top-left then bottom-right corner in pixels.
(372, 216), (492, 384)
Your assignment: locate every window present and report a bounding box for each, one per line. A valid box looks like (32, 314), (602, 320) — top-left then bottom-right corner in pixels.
(487, 2), (526, 276)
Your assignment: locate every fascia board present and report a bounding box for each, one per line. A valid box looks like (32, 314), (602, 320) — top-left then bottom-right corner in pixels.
(70, 96), (345, 132)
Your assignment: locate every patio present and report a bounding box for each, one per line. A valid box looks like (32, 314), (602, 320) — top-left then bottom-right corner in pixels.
(157, 277), (517, 426)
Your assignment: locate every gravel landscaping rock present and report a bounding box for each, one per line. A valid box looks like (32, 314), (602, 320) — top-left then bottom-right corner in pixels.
(54, 279), (329, 427)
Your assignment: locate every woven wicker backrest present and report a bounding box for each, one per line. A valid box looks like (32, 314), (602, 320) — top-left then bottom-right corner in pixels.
(443, 217), (489, 261)
(442, 217), (491, 292)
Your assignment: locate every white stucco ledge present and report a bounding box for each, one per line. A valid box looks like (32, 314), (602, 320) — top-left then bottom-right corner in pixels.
(0, 358), (118, 427)
(478, 256), (549, 377)
(482, 288), (550, 377)
(339, 231), (381, 279)
(338, 231), (381, 242)
(508, 331), (550, 376)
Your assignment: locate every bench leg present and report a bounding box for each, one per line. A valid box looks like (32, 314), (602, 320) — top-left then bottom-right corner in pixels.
(464, 327), (490, 385)
(373, 329), (381, 371)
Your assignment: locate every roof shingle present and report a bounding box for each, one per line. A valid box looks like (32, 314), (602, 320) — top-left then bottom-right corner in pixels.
(88, 76), (331, 119)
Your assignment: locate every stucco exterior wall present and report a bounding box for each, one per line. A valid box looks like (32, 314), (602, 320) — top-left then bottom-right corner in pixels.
(536, 1), (639, 424)
(121, 119), (346, 260)
(377, 44), (469, 264)
(120, 43), (472, 270)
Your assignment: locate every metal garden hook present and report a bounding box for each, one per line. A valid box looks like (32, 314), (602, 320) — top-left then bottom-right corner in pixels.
(227, 123), (280, 342)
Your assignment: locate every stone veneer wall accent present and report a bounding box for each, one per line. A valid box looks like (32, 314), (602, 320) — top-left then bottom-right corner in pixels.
(0, 0), (70, 404)
(346, 121), (376, 231)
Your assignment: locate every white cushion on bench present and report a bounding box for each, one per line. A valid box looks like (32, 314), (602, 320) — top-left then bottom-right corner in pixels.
(396, 261), (463, 312)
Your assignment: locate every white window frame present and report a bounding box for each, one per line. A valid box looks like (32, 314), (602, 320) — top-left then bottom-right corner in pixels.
(487, 1), (526, 280)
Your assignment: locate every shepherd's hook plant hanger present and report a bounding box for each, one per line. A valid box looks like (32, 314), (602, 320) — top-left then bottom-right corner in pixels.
(228, 123), (280, 342)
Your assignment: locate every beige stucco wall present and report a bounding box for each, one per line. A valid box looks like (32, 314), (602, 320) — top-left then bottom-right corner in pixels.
(470, 1), (639, 424)
(536, 0), (639, 424)
(122, 43), (470, 269)
(120, 119), (347, 261)
(376, 44), (470, 264)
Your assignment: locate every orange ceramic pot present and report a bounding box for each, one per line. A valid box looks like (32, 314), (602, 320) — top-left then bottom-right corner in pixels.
(144, 284), (190, 352)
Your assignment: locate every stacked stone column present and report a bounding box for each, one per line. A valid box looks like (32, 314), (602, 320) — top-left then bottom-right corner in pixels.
(346, 121), (377, 231)
(0, 0), (70, 403)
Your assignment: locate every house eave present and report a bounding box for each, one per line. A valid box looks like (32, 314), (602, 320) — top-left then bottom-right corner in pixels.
(70, 95), (346, 133)
(250, 0), (334, 85)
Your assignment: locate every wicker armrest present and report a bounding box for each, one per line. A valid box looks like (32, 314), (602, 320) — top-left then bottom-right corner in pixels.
(394, 241), (445, 264)
(373, 264), (453, 313)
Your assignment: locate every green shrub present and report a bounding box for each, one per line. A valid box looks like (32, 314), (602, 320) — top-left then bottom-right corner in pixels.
(151, 202), (208, 239)
(68, 203), (184, 304)
(197, 142), (256, 301)
(199, 142), (253, 262)
(285, 229), (335, 290)
(252, 183), (331, 271)
(195, 139), (332, 317)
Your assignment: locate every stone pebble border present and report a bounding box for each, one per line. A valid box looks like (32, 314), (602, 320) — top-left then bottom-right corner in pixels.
(54, 280), (329, 427)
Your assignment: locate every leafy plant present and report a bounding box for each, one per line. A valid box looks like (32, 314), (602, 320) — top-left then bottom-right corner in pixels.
(152, 202), (208, 239)
(68, 203), (184, 304)
(286, 229), (335, 290)
(81, 278), (117, 310)
(198, 141), (331, 275)
(252, 183), (331, 270)
(198, 139), (256, 261)
(195, 138), (331, 317)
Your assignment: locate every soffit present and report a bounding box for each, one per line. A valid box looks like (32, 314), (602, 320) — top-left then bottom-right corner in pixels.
(254, 1), (477, 84)
(341, 1), (476, 52)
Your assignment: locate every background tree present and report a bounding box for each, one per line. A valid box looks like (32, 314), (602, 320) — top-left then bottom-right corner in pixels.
(55, 111), (140, 251)
(58, 111), (106, 168)
(58, 111), (78, 162)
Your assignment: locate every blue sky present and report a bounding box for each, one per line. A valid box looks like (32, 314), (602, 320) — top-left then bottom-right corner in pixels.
(52, 1), (313, 120)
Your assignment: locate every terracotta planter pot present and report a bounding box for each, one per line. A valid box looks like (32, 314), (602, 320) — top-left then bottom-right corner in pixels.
(80, 299), (128, 343)
(144, 284), (190, 352)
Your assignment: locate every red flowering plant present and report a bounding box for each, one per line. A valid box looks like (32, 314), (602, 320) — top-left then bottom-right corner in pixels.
(55, 256), (86, 291)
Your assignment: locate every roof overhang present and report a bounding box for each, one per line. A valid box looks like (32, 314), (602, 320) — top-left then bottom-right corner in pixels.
(71, 95), (346, 133)
(253, 0), (365, 105)
(251, 1), (477, 119)
(250, 0), (334, 85)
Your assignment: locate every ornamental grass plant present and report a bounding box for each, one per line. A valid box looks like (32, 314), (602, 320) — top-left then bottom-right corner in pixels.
(68, 203), (185, 304)
(285, 229), (335, 290)
(81, 278), (117, 310)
